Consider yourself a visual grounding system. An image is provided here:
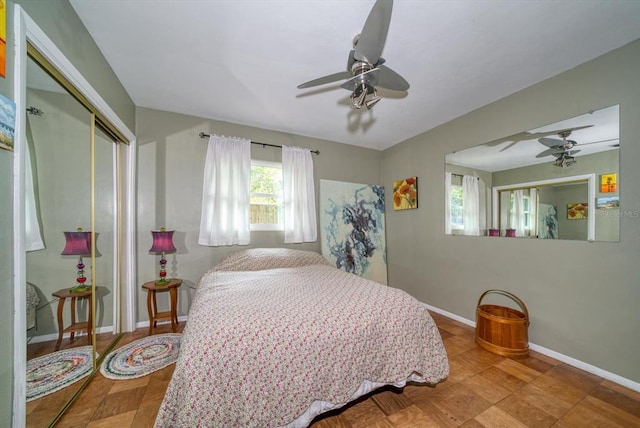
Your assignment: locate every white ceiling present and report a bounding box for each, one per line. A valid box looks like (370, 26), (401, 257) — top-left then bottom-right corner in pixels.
(69, 0), (640, 151)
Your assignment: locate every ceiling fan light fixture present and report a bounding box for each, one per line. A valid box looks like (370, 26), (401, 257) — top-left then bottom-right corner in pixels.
(553, 153), (577, 168)
(352, 84), (368, 109)
(365, 95), (381, 110)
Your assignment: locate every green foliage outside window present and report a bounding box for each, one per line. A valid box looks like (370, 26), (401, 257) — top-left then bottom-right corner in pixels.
(250, 164), (283, 225)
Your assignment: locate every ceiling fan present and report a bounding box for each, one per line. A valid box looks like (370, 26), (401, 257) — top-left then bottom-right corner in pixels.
(536, 126), (619, 167)
(296, 0), (409, 110)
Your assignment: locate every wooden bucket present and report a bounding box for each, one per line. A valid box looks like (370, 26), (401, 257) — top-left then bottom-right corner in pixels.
(475, 289), (529, 358)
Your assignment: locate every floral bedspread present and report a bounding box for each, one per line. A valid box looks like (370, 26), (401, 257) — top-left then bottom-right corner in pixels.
(155, 262), (449, 427)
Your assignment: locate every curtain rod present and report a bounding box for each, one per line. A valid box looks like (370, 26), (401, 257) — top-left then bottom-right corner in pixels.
(199, 132), (319, 155)
(450, 173), (479, 179)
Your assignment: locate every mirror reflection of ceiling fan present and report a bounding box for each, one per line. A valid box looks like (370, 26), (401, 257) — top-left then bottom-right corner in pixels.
(296, 0), (409, 110)
(536, 126), (619, 167)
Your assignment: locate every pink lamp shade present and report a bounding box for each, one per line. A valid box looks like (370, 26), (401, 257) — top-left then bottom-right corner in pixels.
(149, 230), (176, 253)
(62, 229), (92, 292)
(150, 229), (176, 285)
(61, 231), (92, 256)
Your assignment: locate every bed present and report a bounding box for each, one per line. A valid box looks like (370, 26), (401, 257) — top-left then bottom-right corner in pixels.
(155, 248), (449, 427)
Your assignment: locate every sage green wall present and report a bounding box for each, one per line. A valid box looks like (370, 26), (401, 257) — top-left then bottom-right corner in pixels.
(15, 0), (135, 132)
(382, 39), (640, 383)
(134, 107), (383, 323)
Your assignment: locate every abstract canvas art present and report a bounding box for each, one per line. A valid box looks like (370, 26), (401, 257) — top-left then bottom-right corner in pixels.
(319, 179), (387, 284)
(538, 204), (558, 239)
(393, 177), (418, 210)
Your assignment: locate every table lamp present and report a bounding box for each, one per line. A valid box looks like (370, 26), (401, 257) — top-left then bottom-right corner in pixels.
(150, 228), (176, 285)
(61, 228), (92, 292)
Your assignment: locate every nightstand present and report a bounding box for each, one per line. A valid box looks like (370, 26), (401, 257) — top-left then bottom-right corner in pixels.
(52, 287), (93, 351)
(142, 278), (182, 335)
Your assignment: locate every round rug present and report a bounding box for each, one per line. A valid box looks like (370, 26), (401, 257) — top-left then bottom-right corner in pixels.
(100, 333), (181, 380)
(26, 346), (93, 402)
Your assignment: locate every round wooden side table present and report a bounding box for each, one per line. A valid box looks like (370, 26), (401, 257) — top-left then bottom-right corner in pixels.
(142, 278), (182, 335)
(52, 287), (93, 351)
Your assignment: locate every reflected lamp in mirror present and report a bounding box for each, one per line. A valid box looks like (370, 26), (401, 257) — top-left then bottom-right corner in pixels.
(61, 228), (92, 292)
(149, 228), (176, 285)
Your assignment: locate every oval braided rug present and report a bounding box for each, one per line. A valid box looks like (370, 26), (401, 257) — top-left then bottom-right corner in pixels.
(100, 333), (181, 380)
(26, 345), (93, 402)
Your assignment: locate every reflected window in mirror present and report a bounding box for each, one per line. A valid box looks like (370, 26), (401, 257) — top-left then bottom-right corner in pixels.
(445, 104), (619, 242)
(445, 173), (484, 236)
(499, 188), (537, 237)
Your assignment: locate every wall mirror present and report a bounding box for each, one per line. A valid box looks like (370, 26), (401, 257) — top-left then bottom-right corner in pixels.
(445, 104), (620, 242)
(25, 49), (123, 425)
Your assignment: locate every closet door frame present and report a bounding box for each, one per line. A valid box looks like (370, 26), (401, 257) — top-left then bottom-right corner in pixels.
(12, 6), (137, 426)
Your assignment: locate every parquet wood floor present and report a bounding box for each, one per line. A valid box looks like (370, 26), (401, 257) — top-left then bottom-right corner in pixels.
(29, 312), (639, 427)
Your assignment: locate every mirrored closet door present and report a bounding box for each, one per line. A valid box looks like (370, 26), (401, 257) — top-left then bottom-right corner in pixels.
(25, 47), (124, 427)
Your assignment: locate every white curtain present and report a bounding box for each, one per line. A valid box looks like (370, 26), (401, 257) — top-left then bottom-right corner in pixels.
(198, 135), (251, 246)
(529, 188), (538, 237)
(444, 172), (452, 234)
(282, 145), (317, 243)
(25, 139), (44, 251)
(513, 189), (526, 237)
(462, 175), (480, 235)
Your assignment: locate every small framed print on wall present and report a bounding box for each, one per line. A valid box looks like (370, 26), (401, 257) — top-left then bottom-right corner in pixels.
(600, 173), (617, 193)
(393, 177), (417, 210)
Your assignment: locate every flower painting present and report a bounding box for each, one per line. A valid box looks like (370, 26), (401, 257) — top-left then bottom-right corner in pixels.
(393, 177), (417, 210)
(319, 179), (387, 284)
(567, 202), (588, 220)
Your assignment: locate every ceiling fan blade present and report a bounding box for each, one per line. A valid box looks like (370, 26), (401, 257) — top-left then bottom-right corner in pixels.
(536, 147), (561, 158)
(297, 71), (352, 89)
(354, 0), (393, 65)
(577, 138), (619, 146)
(376, 65), (409, 91)
(547, 125), (594, 135)
(538, 137), (563, 148)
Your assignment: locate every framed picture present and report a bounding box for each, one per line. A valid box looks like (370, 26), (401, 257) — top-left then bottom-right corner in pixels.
(600, 173), (617, 193)
(596, 196), (619, 209)
(0, 93), (16, 152)
(567, 202), (588, 220)
(392, 177), (417, 210)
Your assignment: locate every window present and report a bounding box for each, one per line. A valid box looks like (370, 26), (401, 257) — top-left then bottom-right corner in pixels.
(450, 184), (464, 231)
(250, 160), (283, 231)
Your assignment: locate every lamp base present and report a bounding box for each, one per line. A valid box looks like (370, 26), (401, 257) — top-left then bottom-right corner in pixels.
(155, 278), (170, 286)
(70, 284), (91, 293)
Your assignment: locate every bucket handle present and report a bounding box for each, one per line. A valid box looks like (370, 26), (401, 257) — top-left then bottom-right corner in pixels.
(477, 289), (530, 326)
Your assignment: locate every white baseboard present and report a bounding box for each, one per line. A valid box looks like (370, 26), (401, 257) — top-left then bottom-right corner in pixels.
(424, 303), (640, 393)
(27, 325), (116, 345)
(135, 315), (188, 330)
